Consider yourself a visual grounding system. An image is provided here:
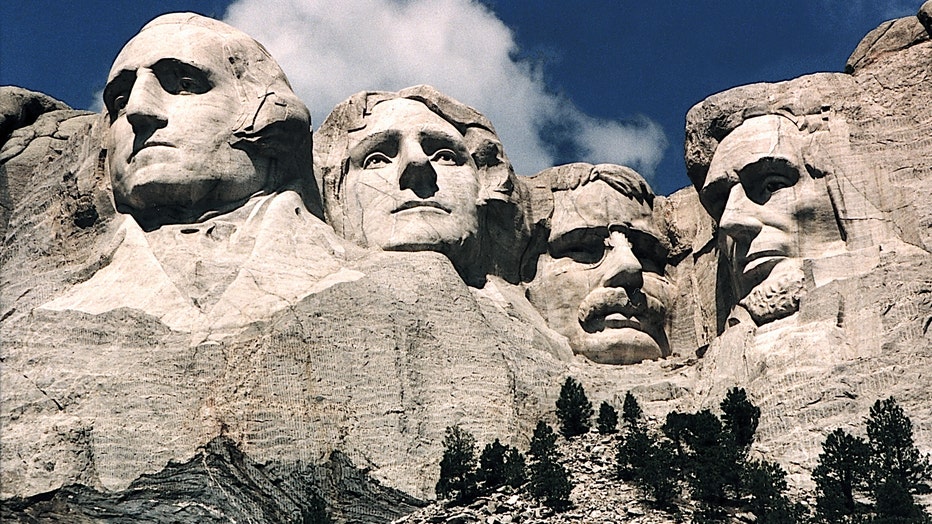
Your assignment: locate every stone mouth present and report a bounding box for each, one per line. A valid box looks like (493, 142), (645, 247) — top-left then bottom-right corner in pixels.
(578, 288), (647, 333)
(737, 252), (787, 288)
(602, 312), (642, 330)
(391, 201), (450, 214)
(130, 141), (176, 161)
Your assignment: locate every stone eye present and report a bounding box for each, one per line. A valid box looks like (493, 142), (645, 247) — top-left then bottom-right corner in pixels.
(551, 233), (608, 265)
(763, 175), (794, 194)
(364, 152), (392, 169)
(431, 149), (458, 165)
(112, 94), (128, 112)
(178, 77), (198, 93)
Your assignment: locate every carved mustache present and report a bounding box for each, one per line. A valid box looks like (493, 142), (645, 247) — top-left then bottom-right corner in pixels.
(577, 286), (666, 329)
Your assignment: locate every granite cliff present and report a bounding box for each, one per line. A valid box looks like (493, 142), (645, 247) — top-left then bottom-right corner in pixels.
(1, 6), (931, 523)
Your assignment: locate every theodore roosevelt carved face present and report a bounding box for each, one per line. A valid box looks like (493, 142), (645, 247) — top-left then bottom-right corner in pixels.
(526, 164), (672, 365)
(699, 115), (845, 324)
(103, 13), (310, 227)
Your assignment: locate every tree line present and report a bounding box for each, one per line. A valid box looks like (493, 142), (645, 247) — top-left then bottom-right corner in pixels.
(436, 377), (931, 523)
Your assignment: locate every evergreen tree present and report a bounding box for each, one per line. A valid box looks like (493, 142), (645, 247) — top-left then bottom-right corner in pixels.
(476, 439), (508, 493)
(597, 401), (619, 435)
(743, 459), (798, 524)
(555, 377), (593, 438)
(502, 446), (527, 489)
(616, 399), (680, 510)
(304, 490), (332, 524)
(617, 429), (679, 509)
(616, 423), (652, 482)
(435, 425), (478, 503)
(866, 397), (931, 521)
(662, 409), (740, 513)
(721, 387), (760, 452)
(622, 391), (643, 428)
(529, 420), (558, 460)
(873, 478), (928, 522)
(812, 428), (870, 521)
(527, 421), (573, 510)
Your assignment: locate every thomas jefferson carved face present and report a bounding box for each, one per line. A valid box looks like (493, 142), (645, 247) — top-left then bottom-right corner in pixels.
(104, 20), (264, 220)
(700, 115), (845, 324)
(527, 167), (672, 364)
(342, 98), (481, 255)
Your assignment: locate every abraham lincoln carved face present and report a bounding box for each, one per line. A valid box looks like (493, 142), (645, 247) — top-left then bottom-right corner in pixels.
(699, 115), (845, 324)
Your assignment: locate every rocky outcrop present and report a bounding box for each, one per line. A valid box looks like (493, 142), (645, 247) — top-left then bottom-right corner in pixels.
(0, 87), (93, 240)
(2, 436), (424, 523)
(3, 6), (932, 524)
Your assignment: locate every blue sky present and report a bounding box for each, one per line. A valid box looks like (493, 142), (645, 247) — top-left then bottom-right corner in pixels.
(0, 1), (919, 195)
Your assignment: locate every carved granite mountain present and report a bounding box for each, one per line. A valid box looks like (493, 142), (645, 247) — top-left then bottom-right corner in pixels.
(2, 6), (932, 523)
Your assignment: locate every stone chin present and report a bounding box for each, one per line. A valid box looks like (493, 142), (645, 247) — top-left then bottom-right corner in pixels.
(571, 328), (665, 365)
(738, 259), (806, 326)
(367, 214), (478, 255)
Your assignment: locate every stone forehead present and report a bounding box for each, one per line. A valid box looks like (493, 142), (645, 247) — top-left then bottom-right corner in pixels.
(552, 166), (656, 240)
(550, 179), (654, 241)
(706, 115), (806, 173)
(139, 12), (252, 40)
(684, 72), (854, 191)
(111, 13), (285, 85)
(534, 162), (654, 202)
(351, 98), (463, 136)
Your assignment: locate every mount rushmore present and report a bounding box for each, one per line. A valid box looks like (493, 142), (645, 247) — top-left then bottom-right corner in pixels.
(2, 6), (931, 522)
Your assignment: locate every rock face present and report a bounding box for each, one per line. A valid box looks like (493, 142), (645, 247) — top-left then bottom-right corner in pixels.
(2, 7), (932, 524)
(681, 4), (932, 493)
(0, 86), (93, 241)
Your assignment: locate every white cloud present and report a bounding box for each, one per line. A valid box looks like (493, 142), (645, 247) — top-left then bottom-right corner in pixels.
(222, 0), (666, 178)
(89, 88), (104, 113)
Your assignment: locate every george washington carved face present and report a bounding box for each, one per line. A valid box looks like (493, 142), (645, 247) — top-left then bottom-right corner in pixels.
(103, 13), (310, 227)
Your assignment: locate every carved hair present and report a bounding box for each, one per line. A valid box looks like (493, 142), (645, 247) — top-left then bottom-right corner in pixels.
(683, 73), (853, 193)
(546, 162), (655, 208)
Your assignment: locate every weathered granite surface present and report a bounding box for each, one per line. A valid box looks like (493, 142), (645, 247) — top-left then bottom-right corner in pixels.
(2, 6), (932, 523)
(0, 87), (93, 241)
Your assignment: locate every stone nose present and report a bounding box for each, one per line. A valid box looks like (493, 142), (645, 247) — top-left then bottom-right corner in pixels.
(398, 142), (439, 198)
(600, 231), (643, 289)
(719, 184), (763, 244)
(125, 69), (168, 132)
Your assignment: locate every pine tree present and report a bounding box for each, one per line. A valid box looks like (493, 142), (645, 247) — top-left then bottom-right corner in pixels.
(555, 377), (593, 438)
(616, 395), (680, 510)
(527, 421), (573, 510)
(597, 401), (619, 435)
(873, 478), (928, 522)
(622, 391), (643, 429)
(476, 439), (508, 493)
(866, 397), (931, 521)
(529, 420), (558, 460)
(721, 387), (760, 452)
(662, 409), (737, 512)
(812, 428), (869, 521)
(502, 446), (527, 489)
(616, 422), (652, 481)
(617, 428), (679, 509)
(436, 425), (478, 503)
(743, 459), (798, 523)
